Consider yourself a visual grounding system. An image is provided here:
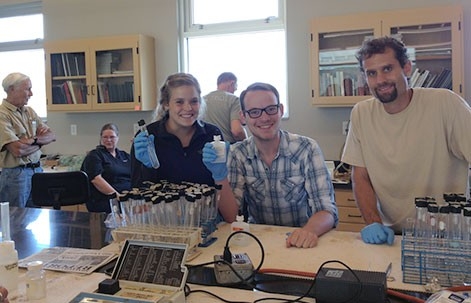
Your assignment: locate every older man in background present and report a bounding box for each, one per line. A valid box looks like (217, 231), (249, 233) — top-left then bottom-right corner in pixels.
(0, 72), (56, 208)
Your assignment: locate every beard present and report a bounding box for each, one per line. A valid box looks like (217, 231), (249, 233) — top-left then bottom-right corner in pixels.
(374, 84), (398, 104)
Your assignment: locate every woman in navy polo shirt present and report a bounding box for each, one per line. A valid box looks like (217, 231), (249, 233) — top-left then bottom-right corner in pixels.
(131, 73), (238, 222)
(81, 123), (131, 213)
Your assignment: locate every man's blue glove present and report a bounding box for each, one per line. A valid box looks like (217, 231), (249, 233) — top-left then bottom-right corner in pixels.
(360, 222), (395, 245)
(202, 142), (228, 181)
(133, 131), (155, 168)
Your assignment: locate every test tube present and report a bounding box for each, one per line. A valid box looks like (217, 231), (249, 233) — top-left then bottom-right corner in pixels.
(143, 194), (153, 225)
(164, 194), (176, 226)
(426, 203), (440, 240)
(438, 205), (450, 240)
(184, 193), (196, 227)
(463, 207), (471, 241)
(152, 194), (165, 227)
(1, 202), (10, 241)
(449, 205), (462, 243)
(414, 197), (430, 238)
(201, 187), (215, 223)
(118, 193), (130, 226)
(107, 193), (122, 228)
(463, 207), (471, 285)
(425, 203), (440, 280)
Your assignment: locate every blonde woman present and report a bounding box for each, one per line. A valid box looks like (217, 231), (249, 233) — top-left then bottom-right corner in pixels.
(131, 73), (237, 222)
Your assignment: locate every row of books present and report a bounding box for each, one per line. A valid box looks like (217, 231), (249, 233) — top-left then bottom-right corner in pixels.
(52, 81), (87, 105)
(409, 68), (452, 89)
(97, 81), (134, 103)
(51, 53), (86, 77)
(52, 81), (135, 105)
(320, 71), (370, 97)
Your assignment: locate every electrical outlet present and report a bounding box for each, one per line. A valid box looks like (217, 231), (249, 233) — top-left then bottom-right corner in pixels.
(70, 124), (77, 136)
(133, 123), (140, 135)
(342, 121), (349, 136)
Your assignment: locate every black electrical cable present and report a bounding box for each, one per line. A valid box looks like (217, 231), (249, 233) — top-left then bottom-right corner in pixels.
(186, 284), (252, 303)
(186, 231), (367, 303)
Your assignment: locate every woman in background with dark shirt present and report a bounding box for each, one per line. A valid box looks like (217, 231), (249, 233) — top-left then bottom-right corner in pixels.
(81, 123), (131, 213)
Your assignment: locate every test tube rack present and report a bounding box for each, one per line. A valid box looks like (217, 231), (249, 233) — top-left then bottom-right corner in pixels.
(401, 233), (471, 287)
(111, 225), (202, 260)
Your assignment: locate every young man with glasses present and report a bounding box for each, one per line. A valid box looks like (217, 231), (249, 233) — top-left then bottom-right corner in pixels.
(203, 82), (338, 248)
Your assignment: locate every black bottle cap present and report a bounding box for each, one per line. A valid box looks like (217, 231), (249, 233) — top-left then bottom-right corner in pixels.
(98, 278), (120, 295)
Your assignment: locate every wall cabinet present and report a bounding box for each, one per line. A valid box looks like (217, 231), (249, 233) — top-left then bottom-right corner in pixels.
(45, 34), (156, 112)
(310, 5), (463, 107)
(335, 188), (365, 232)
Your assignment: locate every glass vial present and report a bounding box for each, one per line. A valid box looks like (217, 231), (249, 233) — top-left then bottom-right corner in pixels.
(137, 119), (160, 169)
(0, 240), (18, 291)
(212, 135), (226, 163)
(231, 215), (250, 246)
(438, 205), (450, 239)
(26, 260), (47, 300)
(463, 207), (471, 241)
(449, 205), (462, 242)
(106, 192), (123, 228)
(414, 197), (430, 238)
(426, 203), (440, 240)
(463, 207), (471, 285)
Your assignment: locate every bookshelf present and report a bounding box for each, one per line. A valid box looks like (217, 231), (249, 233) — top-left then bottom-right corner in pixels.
(310, 5), (463, 107)
(45, 34), (156, 112)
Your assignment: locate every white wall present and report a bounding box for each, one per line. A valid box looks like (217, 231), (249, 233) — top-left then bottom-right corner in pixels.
(41, 0), (471, 160)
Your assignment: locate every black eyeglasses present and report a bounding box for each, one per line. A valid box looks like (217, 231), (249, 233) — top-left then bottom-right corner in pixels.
(244, 104), (280, 119)
(101, 136), (117, 140)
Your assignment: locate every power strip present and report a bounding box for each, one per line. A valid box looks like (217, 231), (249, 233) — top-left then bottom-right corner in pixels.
(315, 267), (387, 303)
(213, 253), (254, 284)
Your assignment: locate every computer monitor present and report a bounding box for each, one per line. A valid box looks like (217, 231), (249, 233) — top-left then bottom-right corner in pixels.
(32, 171), (90, 210)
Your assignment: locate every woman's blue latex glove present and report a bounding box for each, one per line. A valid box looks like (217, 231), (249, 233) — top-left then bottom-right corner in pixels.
(360, 222), (395, 245)
(202, 142), (228, 182)
(133, 132), (155, 168)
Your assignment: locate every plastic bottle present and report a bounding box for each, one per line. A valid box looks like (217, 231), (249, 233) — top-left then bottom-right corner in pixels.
(212, 135), (226, 163)
(0, 240), (19, 291)
(137, 119), (160, 169)
(231, 215), (250, 246)
(26, 260), (47, 300)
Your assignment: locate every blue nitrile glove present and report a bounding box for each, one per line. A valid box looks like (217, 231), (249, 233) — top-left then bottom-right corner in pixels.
(133, 131), (155, 168)
(202, 142), (228, 182)
(360, 222), (395, 245)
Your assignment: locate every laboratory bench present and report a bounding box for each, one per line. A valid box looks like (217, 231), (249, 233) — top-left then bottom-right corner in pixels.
(2, 206), (445, 303)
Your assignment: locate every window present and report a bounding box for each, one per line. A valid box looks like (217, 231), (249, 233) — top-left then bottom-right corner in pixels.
(0, 3), (45, 118)
(180, 0), (288, 116)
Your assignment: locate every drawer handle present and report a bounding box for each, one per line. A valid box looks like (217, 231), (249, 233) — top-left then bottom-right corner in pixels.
(348, 214), (362, 218)
(347, 198), (355, 201)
